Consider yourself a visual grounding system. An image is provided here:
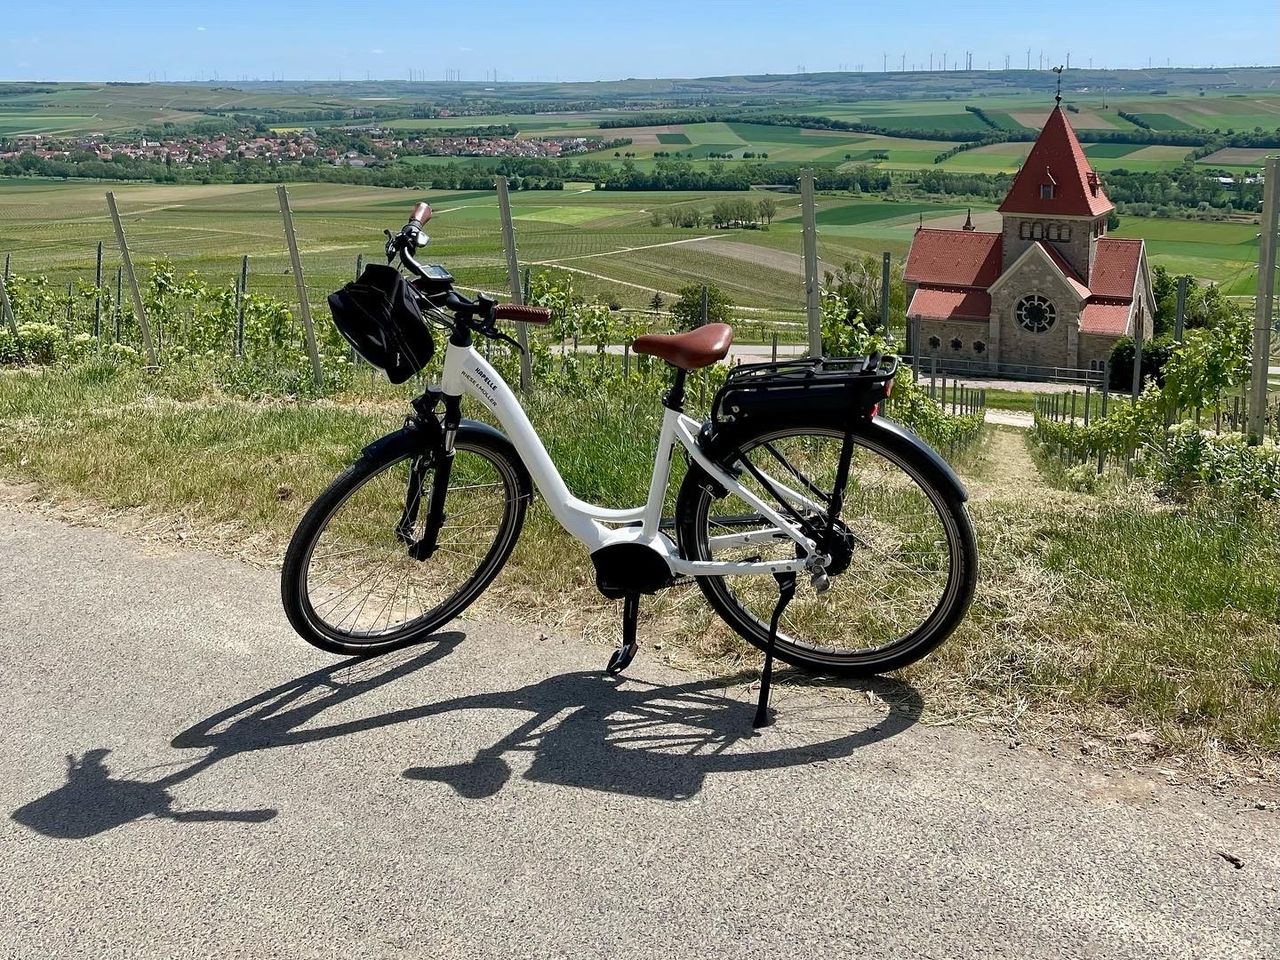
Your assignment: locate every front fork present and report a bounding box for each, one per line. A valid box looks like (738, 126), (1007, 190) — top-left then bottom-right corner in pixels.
(396, 392), (462, 561)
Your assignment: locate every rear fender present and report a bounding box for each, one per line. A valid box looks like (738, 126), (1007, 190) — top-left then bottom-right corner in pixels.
(696, 414), (967, 504)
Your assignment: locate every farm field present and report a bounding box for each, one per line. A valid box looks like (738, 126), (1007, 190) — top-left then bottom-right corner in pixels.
(4, 81), (1278, 185)
(1111, 216), (1261, 293)
(1, 179), (1257, 330)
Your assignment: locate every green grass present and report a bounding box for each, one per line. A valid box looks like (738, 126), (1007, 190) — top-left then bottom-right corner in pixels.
(655, 132), (691, 145)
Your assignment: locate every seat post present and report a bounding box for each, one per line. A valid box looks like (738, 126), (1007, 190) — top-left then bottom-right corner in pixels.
(662, 367), (688, 412)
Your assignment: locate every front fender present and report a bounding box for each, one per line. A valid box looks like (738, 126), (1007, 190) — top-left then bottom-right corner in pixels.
(361, 418), (533, 499)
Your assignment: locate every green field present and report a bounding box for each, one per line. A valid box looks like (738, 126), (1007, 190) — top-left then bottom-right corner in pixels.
(0, 167), (1260, 319)
(1112, 216), (1260, 292)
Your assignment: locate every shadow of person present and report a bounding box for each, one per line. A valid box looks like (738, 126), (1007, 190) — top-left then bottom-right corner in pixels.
(10, 748), (276, 840)
(12, 632), (465, 840)
(405, 670), (922, 802)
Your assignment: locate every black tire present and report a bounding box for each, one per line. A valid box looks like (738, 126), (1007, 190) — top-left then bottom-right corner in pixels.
(676, 420), (977, 676)
(281, 426), (530, 656)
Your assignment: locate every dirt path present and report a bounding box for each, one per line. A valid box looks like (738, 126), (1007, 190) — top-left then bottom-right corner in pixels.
(962, 423), (1054, 503)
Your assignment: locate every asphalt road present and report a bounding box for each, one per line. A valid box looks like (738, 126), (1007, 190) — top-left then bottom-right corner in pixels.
(2, 506), (1276, 959)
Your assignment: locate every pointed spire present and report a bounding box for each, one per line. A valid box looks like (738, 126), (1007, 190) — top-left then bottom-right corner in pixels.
(997, 105), (1113, 217)
(962, 208), (975, 231)
(1053, 65), (1064, 105)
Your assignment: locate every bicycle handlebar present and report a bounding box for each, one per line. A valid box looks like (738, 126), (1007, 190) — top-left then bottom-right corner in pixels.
(409, 202), (432, 226)
(494, 304), (552, 325)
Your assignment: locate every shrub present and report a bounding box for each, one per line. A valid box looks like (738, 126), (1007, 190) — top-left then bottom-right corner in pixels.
(1107, 335), (1174, 391)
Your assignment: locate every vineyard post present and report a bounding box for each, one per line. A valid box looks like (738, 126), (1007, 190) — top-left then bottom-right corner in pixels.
(0, 273), (17, 337)
(114, 267), (122, 342)
(236, 255), (249, 358)
(276, 184), (325, 392)
(1248, 156), (1279, 443)
(1174, 274), (1188, 342)
(106, 191), (157, 365)
(1130, 303), (1143, 402)
(880, 252), (891, 340)
(495, 176), (533, 392)
(800, 169), (821, 357)
(94, 241), (103, 339)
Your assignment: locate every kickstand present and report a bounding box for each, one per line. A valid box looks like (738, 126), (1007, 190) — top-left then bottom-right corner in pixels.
(606, 593), (640, 675)
(754, 572), (797, 729)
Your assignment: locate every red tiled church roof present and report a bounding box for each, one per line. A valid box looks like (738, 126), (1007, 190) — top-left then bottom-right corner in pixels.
(903, 229), (1002, 288)
(907, 288), (992, 322)
(1079, 301), (1132, 335)
(997, 106), (1113, 218)
(1089, 237), (1144, 299)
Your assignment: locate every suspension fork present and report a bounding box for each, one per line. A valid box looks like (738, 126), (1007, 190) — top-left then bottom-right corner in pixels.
(401, 393), (462, 561)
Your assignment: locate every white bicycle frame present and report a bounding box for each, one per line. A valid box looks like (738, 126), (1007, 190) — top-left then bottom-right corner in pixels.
(441, 339), (823, 579)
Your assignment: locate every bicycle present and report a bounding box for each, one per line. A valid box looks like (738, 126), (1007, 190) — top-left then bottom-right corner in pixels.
(281, 202), (978, 726)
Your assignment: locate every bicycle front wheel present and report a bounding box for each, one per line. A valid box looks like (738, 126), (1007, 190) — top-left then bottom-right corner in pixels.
(281, 427), (530, 656)
(675, 421), (977, 676)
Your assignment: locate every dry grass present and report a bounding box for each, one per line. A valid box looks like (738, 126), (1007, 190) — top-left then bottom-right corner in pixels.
(2, 368), (1277, 783)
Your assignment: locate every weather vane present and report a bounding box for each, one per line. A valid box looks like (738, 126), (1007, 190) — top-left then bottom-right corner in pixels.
(1053, 65), (1064, 104)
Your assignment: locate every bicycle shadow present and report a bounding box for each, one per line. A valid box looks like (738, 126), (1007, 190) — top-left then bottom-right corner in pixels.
(402, 669), (922, 801)
(12, 632), (465, 839)
(12, 630), (921, 837)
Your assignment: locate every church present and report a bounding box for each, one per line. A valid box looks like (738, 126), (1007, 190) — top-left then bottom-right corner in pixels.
(904, 104), (1154, 378)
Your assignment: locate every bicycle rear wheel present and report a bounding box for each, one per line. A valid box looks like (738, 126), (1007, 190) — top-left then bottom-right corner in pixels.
(675, 421), (976, 676)
(281, 427), (529, 656)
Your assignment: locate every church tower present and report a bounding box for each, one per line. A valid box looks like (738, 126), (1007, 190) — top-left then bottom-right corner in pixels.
(997, 105), (1113, 283)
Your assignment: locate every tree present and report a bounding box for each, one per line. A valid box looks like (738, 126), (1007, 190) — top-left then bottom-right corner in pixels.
(757, 196), (777, 225)
(649, 292), (665, 314)
(649, 209), (664, 227)
(671, 284), (734, 331)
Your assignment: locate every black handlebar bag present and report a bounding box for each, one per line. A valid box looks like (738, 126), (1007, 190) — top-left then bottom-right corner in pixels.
(328, 264), (434, 384)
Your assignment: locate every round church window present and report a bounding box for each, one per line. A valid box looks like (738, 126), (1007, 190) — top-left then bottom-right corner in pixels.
(1015, 294), (1056, 333)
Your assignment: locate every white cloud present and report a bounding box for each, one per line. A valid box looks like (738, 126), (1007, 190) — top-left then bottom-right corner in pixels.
(370, 48), (384, 55)
(196, 26), (206, 32)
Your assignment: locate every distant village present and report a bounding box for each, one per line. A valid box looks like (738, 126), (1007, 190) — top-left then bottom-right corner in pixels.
(0, 128), (628, 167)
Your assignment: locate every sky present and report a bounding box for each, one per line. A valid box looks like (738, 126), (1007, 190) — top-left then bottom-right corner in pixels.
(3, 0), (1277, 83)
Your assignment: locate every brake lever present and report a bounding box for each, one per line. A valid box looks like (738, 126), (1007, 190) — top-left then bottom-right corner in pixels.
(482, 326), (525, 356)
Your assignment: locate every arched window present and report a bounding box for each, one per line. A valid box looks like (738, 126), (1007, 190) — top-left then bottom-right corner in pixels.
(1047, 224), (1059, 241)
(928, 335), (941, 349)
(950, 337), (963, 351)
(1032, 222), (1044, 240)
(1061, 225), (1072, 241)
(973, 340), (987, 354)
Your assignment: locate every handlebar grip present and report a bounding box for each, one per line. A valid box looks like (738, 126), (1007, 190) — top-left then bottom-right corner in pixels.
(494, 304), (552, 325)
(409, 202), (432, 225)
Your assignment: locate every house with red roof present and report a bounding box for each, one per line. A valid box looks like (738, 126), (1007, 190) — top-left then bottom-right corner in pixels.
(904, 104), (1154, 378)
